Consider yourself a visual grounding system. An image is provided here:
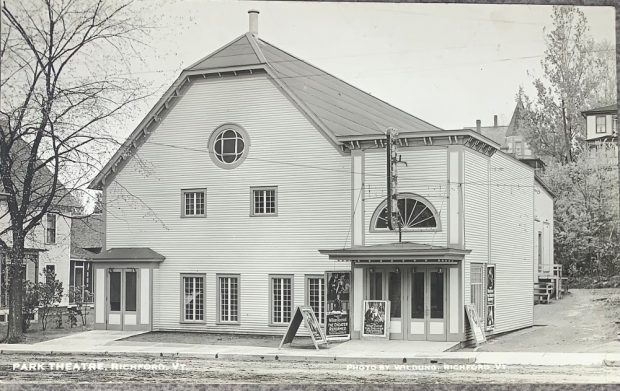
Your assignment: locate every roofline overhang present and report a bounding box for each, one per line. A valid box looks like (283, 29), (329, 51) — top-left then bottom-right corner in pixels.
(90, 258), (164, 263)
(318, 247), (470, 262)
(337, 129), (500, 157)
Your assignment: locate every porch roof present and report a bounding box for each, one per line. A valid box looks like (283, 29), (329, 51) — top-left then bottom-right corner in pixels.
(318, 242), (470, 262)
(90, 247), (165, 263)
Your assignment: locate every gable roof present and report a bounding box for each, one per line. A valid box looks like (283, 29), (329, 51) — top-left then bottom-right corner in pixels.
(90, 33), (442, 189)
(462, 125), (508, 147)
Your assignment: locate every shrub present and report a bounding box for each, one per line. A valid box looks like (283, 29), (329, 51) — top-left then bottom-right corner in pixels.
(38, 269), (64, 331)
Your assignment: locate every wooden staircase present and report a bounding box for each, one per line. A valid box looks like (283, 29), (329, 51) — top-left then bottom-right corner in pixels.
(535, 264), (566, 304)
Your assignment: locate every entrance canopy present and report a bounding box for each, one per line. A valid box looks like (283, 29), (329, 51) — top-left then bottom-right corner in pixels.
(90, 247), (165, 263)
(319, 242), (470, 264)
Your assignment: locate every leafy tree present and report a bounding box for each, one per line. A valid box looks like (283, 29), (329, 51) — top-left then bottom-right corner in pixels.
(517, 5), (614, 164)
(544, 146), (620, 278)
(0, 0), (149, 343)
(37, 269), (64, 331)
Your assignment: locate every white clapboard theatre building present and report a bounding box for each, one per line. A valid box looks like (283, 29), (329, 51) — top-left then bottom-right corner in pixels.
(88, 11), (554, 342)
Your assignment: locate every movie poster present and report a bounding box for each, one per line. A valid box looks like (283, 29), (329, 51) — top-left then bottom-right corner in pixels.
(486, 264), (496, 331)
(362, 300), (389, 338)
(325, 271), (351, 339)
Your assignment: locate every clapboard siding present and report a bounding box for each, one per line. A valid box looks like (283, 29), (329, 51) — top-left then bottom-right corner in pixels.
(463, 150), (490, 309)
(363, 147), (448, 246)
(106, 74), (350, 333)
(489, 152), (534, 334)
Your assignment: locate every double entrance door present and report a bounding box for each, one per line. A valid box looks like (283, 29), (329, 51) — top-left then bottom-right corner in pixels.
(106, 269), (138, 330)
(366, 266), (447, 341)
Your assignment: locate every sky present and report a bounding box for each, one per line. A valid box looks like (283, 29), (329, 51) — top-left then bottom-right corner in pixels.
(126, 0), (616, 133)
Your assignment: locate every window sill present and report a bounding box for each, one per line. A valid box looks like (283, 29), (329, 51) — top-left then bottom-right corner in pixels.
(180, 215), (207, 219)
(268, 323), (290, 327)
(179, 321), (206, 325)
(250, 213), (278, 217)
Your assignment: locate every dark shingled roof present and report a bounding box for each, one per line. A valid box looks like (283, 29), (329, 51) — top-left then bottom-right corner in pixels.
(70, 213), (104, 259)
(581, 104), (617, 116)
(319, 241), (471, 261)
(91, 247), (165, 262)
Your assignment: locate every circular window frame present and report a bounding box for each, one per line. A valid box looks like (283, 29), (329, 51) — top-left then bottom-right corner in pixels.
(369, 192), (442, 233)
(208, 123), (250, 169)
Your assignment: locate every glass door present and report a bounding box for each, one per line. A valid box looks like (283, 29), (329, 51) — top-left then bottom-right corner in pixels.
(388, 269), (403, 339)
(107, 269), (138, 330)
(406, 267), (447, 341)
(107, 270), (122, 330)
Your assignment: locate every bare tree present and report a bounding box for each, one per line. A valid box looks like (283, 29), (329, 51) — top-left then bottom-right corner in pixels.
(0, 0), (149, 343)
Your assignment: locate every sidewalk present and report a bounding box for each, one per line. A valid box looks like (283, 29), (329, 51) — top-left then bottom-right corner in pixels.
(0, 331), (618, 367)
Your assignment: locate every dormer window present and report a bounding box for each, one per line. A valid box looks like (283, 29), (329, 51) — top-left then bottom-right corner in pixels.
(208, 124), (250, 169)
(596, 116), (607, 133)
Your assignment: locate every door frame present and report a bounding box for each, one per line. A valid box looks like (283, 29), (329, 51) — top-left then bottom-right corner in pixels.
(106, 268), (139, 331)
(405, 266), (448, 341)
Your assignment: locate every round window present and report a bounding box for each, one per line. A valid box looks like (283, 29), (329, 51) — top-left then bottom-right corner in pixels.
(208, 124), (250, 169)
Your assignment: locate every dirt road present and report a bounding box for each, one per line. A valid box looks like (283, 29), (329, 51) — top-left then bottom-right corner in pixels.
(0, 353), (618, 384)
(473, 289), (620, 353)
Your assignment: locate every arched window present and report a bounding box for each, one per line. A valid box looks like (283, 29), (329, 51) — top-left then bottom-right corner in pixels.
(370, 193), (440, 232)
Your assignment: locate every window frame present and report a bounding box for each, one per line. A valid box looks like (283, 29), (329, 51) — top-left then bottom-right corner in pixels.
(208, 123), (251, 169)
(216, 274), (240, 325)
(250, 186), (278, 217)
(596, 115), (607, 133)
(180, 273), (206, 324)
(45, 213), (57, 244)
(369, 193), (441, 233)
(269, 274), (294, 327)
(44, 264), (56, 283)
(181, 188), (207, 218)
(305, 274), (325, 324)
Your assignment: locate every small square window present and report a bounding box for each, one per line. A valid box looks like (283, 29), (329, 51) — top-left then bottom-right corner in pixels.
(251, 187), (277, 216)
(182, 189), (206, 217)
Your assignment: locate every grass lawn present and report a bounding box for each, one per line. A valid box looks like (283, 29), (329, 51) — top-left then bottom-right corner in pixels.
(0, 307), (94, 344)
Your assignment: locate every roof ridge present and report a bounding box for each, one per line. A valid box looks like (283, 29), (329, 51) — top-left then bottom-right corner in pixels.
(185, 33), (259, 71)
(257, 38), (442, 132)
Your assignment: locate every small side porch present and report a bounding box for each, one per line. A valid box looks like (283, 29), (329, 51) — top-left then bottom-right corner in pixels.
(320, 242), (470, 343)
(91, 247), (164, 331)
(535, 263), (566, 304)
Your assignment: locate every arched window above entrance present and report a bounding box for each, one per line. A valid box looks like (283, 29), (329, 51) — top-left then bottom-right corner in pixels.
(370, 193), (441, 232)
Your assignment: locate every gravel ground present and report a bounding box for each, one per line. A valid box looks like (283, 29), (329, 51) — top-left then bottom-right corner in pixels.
(466, 288), (620, 353)
(0, 353), (619, 384)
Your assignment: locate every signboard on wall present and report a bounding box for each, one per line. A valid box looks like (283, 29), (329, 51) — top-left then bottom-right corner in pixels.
(362, 300), (389, 338)
(486, 264), (496, 331)
(465, 304), (486, 346)
(279, 306), (328, 350)
(325, 271), (351, 340)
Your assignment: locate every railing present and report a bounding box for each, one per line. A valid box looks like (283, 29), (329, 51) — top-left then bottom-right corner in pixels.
(538, 263), (562, 277)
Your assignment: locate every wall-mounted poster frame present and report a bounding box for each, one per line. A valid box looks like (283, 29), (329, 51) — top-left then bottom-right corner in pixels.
(486, 264), (496, 331)
(325, 271), (351, 340)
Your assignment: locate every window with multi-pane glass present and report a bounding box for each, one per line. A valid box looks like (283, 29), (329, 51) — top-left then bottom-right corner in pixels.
(219, 276), (239, 322)
(183, 276), (204, 321)
(252, 188), (276, 215)
(271, 277), (292, 324)
(183, 191), (205, 216)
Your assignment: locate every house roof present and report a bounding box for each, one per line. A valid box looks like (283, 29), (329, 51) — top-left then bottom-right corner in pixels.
(319, 241), (470, 261)
(462, 125), (508, 147)
(70, 213), (104, 259)
(90, 32), (442, 189)
(581, 104), (617, 116)
(2, 136), (82, 210)
(91, 247), (165, 262)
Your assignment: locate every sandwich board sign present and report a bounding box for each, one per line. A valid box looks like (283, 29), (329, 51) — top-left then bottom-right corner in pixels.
(465, 304), (486, 346)
(279, 306), (328, 350)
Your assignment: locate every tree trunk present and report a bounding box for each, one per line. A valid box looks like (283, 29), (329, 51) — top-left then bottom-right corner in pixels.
(7, 235), (25, 343)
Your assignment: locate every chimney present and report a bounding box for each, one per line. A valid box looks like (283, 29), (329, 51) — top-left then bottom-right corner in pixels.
(476, 119), (481, 133)
(494, 115), (498, 127)
(248, 10), (259, 36)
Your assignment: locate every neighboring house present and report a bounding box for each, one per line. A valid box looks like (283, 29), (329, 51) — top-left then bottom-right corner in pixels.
(88, 11), (554, 344)
(465, 103), (545, 173)
(69, 213), (103, 305)
(581, 103), (618, 147)
(0, 138), (80, 321)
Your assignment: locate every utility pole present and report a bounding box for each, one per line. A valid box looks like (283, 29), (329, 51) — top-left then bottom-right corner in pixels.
(386, 127), (406, 242)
